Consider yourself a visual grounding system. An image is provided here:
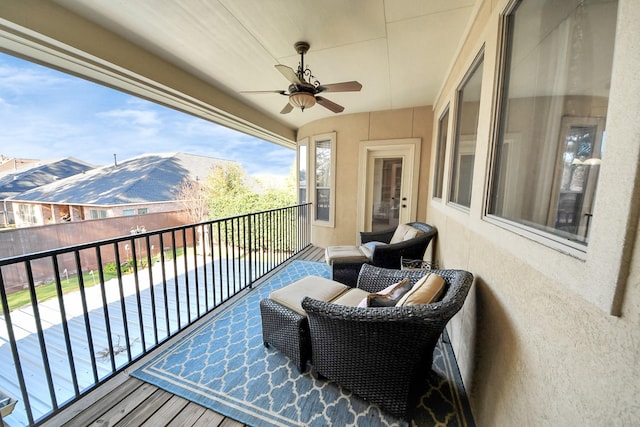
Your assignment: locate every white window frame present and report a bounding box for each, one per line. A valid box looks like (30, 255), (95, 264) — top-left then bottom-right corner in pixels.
(448, 50), (484, 211)
(297, 138), (309, 205)
(309, 132), (336, 228)
(432, 104), (450, 201)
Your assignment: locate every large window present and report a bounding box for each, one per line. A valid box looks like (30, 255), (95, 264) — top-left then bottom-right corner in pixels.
(313, 135), (335, 224)
(299, 133), (336, 227)
(433, 106), (449, 199)
(488, 0), (618, 247)
(298, 142), (308, 204)
(449, 53), (484, 208)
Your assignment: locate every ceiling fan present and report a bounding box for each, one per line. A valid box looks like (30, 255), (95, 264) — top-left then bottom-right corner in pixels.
(242, 41), (362, 114)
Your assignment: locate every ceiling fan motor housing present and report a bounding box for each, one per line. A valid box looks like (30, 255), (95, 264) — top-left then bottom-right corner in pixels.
(294, 41), (310, 55)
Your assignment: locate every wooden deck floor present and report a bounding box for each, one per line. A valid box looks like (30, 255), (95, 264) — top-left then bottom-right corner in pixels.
(40, 246), (326, 427)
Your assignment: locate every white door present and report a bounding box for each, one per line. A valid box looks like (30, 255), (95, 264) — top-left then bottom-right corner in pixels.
(357, 139), (421, 236)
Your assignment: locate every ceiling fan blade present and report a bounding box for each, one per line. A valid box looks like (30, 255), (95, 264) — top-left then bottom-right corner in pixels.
(317, 81), (362, 93)
(316, 96), (344, 113)
(240, 90), (287, 95)
(280, 102), (294, 114)
(275, 64), (302, 85)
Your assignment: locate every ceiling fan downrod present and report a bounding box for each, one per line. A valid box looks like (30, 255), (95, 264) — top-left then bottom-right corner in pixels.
(294, 41), (319, 87)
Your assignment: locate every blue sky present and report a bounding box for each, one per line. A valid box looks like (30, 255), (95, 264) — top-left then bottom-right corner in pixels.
(0, 53), (295, 178)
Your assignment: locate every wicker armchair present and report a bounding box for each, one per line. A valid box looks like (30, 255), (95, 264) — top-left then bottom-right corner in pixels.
(359, 221), (437, 269)
(301, 264), (473, 419)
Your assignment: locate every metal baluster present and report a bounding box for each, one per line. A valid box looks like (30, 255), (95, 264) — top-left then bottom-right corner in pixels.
(206, 223), (215, 311)
(24, 260), (58, 411)
(200, 224), (209, 312)
(217, 221), (225, 308)
(0, 269), (35, 425)
(170, 230), (180, 331)
(50, 255), (80, 397)
(180, 228), (190, 323)
(191, 226), (200, 318)
(129, 237), (146, 352)
(95, 246), (116, 373)
(144, 235), (158, 345)
(74, 250), (99, 384)
(113, 243), (132, 362)
(158, 233), (170, 335)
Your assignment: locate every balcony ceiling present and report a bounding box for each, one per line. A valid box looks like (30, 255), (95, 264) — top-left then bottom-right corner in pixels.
(46, 0), (477, 133)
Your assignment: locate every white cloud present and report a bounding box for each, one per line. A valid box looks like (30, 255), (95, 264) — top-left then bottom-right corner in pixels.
(98, 108), (161, 126)
(0, 53), (296, 177)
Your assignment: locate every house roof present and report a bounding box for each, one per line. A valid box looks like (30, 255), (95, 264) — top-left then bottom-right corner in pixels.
(10, 152), (235, 206)
(0, 157), (95, 200)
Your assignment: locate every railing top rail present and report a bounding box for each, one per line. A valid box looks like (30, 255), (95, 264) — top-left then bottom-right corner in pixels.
(0, 203), (311, 266)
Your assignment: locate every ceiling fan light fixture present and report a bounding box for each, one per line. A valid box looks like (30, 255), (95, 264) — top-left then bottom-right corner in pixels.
(288, 92), (316, 111)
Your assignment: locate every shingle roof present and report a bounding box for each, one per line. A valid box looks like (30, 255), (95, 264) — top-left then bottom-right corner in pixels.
(0, 157), (95, 199)
(9, 152), (235, 206)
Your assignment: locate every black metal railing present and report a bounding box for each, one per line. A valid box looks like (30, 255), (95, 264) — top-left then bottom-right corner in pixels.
(0, 203), (311, 425)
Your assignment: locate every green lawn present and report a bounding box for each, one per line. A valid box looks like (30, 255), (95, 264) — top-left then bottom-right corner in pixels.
(6, 247), (186, 311)
(7, 270), (120, 312)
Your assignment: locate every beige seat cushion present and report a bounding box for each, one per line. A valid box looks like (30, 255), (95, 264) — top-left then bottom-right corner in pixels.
(330, 288), (370, 307)
(325, 245), (369, 265)
(389, 224), (424, 244)
(396, 273), (445, 306)
(269, 276), (349, 315)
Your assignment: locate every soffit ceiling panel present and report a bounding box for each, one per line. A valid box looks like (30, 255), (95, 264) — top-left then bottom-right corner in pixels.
(387, 6), (475, 109)
(51, 0), (478, 130)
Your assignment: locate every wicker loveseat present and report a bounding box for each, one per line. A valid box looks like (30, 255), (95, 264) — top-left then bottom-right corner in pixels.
(301, 264), (473, 419)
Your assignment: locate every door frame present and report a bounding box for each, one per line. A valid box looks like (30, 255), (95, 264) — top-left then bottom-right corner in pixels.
(356, 138), (421, 241)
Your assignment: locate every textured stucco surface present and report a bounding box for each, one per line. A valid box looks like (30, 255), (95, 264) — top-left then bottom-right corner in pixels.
(434, 216), (640, 425)
(429, 0), (640, 425)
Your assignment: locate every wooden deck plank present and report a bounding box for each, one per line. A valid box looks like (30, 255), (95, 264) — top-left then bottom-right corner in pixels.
(165, 401), (208, 427)
(191, 408), (226, 427)
(85, 381), (158, 427)
(62, 377), (146, 427)
(140, 394), (190, 426)
(217, 416), (246, 427)
(112, 387), (173, 427)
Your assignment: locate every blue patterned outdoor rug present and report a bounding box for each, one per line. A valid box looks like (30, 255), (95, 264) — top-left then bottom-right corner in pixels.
(132, 260), (474, 426)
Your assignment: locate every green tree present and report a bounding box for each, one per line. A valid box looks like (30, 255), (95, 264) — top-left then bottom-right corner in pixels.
(253, 165), (297, 211)
(207, 163), (256, 219)
(207, 163), (297, 219)
(203, 163), (298, 254)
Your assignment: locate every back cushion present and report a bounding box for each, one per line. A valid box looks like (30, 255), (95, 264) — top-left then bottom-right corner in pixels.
(390, 224), (423, 244)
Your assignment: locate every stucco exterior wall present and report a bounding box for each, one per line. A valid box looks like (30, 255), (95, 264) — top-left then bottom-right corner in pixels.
(429, 0), (640, 425)
(297, 107), (434, 249)
(298, 0), (640, 424)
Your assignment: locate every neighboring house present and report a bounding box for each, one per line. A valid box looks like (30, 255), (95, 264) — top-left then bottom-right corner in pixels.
(8, 152), (234, 228)
(0, 157), (95, 227)
(0, 156), (38, 174)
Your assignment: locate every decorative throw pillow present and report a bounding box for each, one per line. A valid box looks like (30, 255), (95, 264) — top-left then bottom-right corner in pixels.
(396, 273), (445, 306)
(359, 278), (412, 307)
